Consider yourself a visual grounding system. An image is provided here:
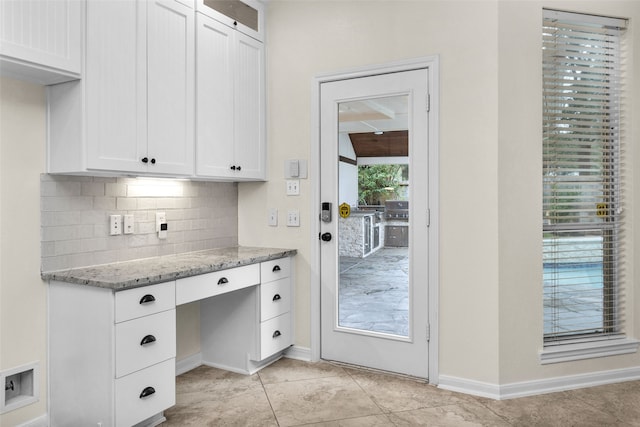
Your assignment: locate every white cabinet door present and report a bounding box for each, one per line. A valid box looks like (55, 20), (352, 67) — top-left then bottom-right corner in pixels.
(195, 14), (235, 178)
(85, 0), (147, 173)
(195, 14), (265, 181)
(234, 31), (265, 180)
(147, 0), (195, 176)
(0, 0), (82, 84)
(51, 0), (195, 176)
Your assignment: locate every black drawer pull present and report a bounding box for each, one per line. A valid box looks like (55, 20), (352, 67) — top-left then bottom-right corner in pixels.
(139, 294), (156, 305)
(272, 294), (281, 302)
(139, 386), (156, 399)
(272, 330), (282, 338)
(140, 335), (156, 346)
(217, 277), (229, 285)
(272, 265), (281, 272)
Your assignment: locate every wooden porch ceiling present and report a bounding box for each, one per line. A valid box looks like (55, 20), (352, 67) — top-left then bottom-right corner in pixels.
(348, 130), (408, 157)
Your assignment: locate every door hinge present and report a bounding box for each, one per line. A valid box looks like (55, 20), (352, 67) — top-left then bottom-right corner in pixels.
(427, 208), (431, 227)
(426, 324), (431, 342)
(426, 93), (431, 113)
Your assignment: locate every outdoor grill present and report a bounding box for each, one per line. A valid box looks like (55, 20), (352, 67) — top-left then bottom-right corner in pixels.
(384, 200), (409, 221)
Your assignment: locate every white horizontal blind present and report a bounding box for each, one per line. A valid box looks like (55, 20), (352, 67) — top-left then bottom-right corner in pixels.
(542, 9), (626, 344)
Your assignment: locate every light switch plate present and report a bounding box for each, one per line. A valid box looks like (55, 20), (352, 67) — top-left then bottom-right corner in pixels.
(123, 215), (134, 234)
(287, 210), (300, 227)
(268, 208), (278, 226)
(156, 212), (166, 232)
(286, 180), (300, 196)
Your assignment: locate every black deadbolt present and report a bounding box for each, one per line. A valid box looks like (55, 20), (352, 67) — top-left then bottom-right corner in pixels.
(321, 232), (332, 242)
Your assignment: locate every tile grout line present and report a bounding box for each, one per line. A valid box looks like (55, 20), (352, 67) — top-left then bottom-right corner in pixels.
(257, 372), (282, 427)
(341, 363), (397, 423)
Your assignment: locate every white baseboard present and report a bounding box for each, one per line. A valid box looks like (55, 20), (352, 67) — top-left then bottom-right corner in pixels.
(439, 365), (640, 400)
(16, 414), (48, 427)
(176, 348), (308, 377)
(438, 375), (501, 399)
(175, 353), (202, 376)
(284, 345), (312, 361)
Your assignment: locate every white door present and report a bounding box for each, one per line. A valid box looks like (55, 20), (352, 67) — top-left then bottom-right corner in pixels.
(320, 69), (430, 378)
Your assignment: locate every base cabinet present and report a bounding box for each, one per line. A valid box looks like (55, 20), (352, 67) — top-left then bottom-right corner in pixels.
(49, 281), (176, 427)
(48, 256), (293, 424)
(183, 257), (293, 373)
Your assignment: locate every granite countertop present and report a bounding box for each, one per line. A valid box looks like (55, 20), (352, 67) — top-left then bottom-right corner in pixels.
(41, 246), (297, 291)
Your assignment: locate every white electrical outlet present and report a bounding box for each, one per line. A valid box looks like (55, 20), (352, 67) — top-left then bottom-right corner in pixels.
(109, 215), (122, 235)
(287, 210), (300, 227)
(268, 208), (278, 226)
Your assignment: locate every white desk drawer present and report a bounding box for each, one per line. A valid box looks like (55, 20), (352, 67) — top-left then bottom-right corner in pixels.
(176, 264), (260, 305)
(115, 358), (175, 427)
(260, 257), (290, 284)
(115, 309), (176, 378)
(115, 282), (176, 323)
(258, 312), (291, 361)
(260, 278), (290, 322)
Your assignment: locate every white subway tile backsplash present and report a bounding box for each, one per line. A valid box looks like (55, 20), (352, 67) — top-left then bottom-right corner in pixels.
(105, 183), (127, 197)
(137, 198), (157, 210)
(116, 197), (138, 210)
(93, 197), (116, 211)
(55, 181), (82, 196)
(41, 175), (239, 271)
(81, 182), (106, 196)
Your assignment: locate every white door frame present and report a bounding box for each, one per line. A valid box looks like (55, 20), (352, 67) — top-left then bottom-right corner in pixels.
(309, 56), (440, 384)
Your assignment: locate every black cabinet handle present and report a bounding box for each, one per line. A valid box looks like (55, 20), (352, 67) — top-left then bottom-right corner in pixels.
(150, 158), (156, 164)
(236, 165), (241, 171)
(139, 386), (156, 399)
(141, 157), (149, 164)
(217, 277), (229, 285)
(272, 265), (281, 272)
(230, 165), (236, 170)
(272, 294), (281, 302)
(139, 294), (156, 305)
(140, 335), (156, 346)
(272, 330), (281, 338)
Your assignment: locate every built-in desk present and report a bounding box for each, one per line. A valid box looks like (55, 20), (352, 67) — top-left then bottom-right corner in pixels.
(43, 247), (296, 427)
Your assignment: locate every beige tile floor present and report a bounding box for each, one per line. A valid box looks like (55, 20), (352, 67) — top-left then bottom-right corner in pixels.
(162, 358), (640, 426)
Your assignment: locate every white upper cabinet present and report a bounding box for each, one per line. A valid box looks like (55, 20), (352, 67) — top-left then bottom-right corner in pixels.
(0, 0), (82, 85)
(196, 0), (264, 42)
(146, 0), (195, 175)
(48, 0), (195, 176)
(195, 13), (265, 180)
(83, 0), (145, 174)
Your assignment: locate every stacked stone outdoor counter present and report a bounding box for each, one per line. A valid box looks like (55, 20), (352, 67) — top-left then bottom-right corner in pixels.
(41, 246), (297, 290)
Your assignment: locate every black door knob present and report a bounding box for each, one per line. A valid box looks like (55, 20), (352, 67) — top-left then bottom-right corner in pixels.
(321, 232), (332, 242)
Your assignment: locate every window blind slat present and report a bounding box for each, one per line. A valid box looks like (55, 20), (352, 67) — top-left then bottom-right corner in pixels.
(542, 11), (624, 344)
